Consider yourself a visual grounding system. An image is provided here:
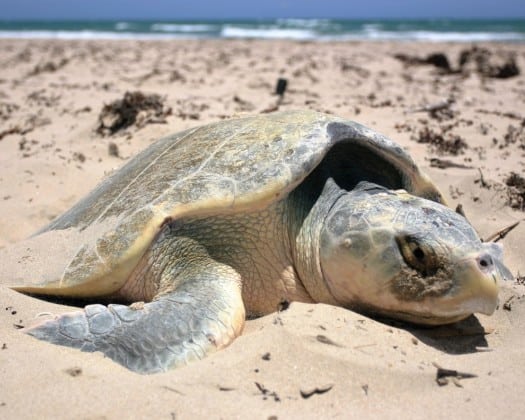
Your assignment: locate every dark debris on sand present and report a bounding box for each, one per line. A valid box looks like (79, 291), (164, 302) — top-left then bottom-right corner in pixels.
(394, 52), (452, 72)
(415, 126), (468, 155)
(458, 46), (520, 79)
(429, 106), (456, 122)
(96, 91), (172, 135)
(27, 58), (70, 77)
(394, 46), (520, 79)
(505, 172), (525, 211)
(499, 121), (525, 149)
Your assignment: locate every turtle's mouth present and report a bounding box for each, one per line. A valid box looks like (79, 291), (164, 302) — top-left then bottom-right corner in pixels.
(380, 244), (504, 326)
(345, 299), (482, 326)
(451, 254), (500, 310)
(391, 257), (500, 326)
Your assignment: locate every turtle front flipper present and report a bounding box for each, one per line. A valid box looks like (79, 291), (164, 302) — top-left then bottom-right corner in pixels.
(25, 255), (246, 374)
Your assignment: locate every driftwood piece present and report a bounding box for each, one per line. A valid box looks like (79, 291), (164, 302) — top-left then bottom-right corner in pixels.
(483, 221), (520, 243)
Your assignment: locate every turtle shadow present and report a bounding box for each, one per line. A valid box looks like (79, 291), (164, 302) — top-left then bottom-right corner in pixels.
(24, 293), (126, 308)
(27, 293), (489, 355)
(380, 315), (489, 355)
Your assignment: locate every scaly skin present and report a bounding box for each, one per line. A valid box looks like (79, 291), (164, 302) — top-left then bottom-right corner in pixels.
(27, 236), (245, 374)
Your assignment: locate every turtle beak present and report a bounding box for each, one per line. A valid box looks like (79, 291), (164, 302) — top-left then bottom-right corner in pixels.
(405, 244), (511, 324)
(451, 248), (505, 316)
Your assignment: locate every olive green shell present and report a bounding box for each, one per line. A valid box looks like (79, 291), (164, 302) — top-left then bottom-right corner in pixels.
(4, 110), (444, 297)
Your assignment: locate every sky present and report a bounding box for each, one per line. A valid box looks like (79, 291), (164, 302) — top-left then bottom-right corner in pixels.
(1, 0), (524, 20)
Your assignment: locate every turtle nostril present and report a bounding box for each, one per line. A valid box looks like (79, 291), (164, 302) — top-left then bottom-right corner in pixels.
(478, 254), (494, 271)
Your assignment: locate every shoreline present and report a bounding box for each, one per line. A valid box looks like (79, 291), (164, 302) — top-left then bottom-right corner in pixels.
(1, 35), (525, 43)
(1, 17), (525, 43)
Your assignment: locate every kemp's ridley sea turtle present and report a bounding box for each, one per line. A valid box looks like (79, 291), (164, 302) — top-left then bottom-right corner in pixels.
(1, 110), (511, 373)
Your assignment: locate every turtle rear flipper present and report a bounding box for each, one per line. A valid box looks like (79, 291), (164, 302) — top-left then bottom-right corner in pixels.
(25, 259), (245, 374)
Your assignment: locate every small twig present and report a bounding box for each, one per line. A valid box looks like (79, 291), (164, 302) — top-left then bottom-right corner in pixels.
(435, 367), (477, 379)
(483, 221), (520, 242)
(260, 96), (283, 114)
(300, 384), (334, 399)
(353, 343), (376, 350)
(455, 204), (467, 217)
(516, 272), (525, 285)
(161, 385), (185, 396)
(408, 99), (452, 114)
(254, 382), (280, 402)
(120, 68), (162, 84)
(477, 168), (490, 188)
(35, 312), (54, 318)
(315, 334), (343, 347)
(475, 109), (523, 121)
(0, 126), (21, 141)
(430, 158), (473, 169)
(433, 362), (477, 386)
(503, 295), (515, 311)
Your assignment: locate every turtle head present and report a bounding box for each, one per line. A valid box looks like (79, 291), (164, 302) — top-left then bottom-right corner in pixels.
(319, 182), (511, 325)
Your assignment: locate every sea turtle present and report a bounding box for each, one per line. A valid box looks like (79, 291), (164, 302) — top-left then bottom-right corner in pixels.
(2, 110), (511, 374)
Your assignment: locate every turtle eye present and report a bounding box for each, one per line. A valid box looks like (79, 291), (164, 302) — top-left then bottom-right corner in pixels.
(396, 235), (438, 276)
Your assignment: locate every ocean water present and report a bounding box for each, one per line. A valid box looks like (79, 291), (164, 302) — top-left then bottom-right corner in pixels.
(0, 19), (524, 42)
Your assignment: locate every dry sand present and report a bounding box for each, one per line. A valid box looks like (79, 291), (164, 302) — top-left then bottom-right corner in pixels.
(0, 39), (524, 419)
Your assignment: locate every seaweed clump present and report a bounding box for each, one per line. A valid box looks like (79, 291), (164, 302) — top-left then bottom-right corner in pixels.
(505, 172), (525, 211)
(97, 91), (171, 135)
(415, 126), (467, 155)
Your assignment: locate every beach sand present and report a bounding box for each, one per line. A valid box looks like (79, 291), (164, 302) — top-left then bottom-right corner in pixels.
(1, 39), (524, 419)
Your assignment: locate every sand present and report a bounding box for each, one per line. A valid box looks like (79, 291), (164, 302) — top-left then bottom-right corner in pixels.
(0, 38), (524, 419)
